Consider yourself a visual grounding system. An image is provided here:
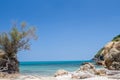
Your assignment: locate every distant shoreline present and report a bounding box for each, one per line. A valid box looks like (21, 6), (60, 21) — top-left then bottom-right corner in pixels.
(20, 60), (93, 64)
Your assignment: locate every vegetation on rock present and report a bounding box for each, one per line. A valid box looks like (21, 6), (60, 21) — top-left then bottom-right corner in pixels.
(112, 34), (120, 41)
(94, 48), (104, 59)
(0, 22), (37, 73)
(94, 34), (120, 59)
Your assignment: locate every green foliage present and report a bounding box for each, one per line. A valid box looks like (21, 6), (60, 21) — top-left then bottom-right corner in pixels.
(0, 22), (37, 57)
(95, 47), (104, 58)
(112, 34), (120, 42)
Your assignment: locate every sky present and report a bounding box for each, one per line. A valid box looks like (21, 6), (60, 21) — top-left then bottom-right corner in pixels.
(0, 0), (120, 61)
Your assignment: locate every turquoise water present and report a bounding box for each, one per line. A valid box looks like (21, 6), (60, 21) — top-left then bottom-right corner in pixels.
(20, 60), (94, 76)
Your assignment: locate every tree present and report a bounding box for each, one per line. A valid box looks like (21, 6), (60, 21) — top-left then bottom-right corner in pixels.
(0, 22), (37, 73)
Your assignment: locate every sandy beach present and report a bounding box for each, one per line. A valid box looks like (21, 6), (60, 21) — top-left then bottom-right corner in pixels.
(0, 75), (118, 80)
(1, 70), (120, 80)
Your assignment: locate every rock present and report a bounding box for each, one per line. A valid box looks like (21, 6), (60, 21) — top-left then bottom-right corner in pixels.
(71, 63), (97, 79)
(102, 42), (114, 56)
(106, 70), (120, 75)
(96, 61), (104, 65)
(54, 63), (108, 79)
(111, 62), (120, 70)
(72, 71), (94, 79)
(76, 63), (106, 77)
(54, 63), (96, 79)
(94, 34), (120, 70)
(54, 69), (68, 77)
(108, 74), (120, 79)
(80, 63), (95, 70)
(0, 59), (18, 73)
(104, 47), (120, 70)
(0, 50), (19, 74)
(77, 63), (96, 74)
(95, 69), (106, 76)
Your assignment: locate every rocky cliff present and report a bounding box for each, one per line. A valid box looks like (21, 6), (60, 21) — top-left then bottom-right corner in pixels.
(94, 34), (120, 70)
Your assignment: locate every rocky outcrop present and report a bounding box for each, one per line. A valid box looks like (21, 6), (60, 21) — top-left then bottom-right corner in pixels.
(0, 49), (19, 74)
(94, 34), (120, 70)
(104, 47), (120, 70)
(54, 63), (107, 79)
(76, 63), (96, 74)
(54, 69), (68, 77)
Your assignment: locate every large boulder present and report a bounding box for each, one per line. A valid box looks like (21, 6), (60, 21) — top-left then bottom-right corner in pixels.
(104, 47), (120, 70)
(72, 63), (96, 79)
(94, 34), (120, 70)
(77, 63), (96, 74)
(73, 63), (106, 79)
(0, 49), (19, 74)
(77, 63), (106, 75)
(54, 63), (107, 79)
(0, 56), (19, 73)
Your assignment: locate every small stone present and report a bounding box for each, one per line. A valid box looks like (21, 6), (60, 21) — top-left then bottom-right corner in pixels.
(54, 69), (68, 77)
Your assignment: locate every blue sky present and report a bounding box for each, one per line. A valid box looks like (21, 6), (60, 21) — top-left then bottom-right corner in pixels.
(0, 0), (120, 61)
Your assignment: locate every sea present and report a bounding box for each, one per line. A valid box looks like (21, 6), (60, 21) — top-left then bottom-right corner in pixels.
(20, 60), (96, 76)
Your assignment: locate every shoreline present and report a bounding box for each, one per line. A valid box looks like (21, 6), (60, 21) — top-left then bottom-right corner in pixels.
(0, 62), (120, 80)
(0, 69), (119, 80)
(0, 74), (118, 80)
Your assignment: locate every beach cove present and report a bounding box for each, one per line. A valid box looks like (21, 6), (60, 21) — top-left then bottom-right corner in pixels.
(0, 0), (120, 80)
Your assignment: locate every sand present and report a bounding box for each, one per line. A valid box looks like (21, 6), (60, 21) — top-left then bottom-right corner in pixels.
(0, 75), (118, 80)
